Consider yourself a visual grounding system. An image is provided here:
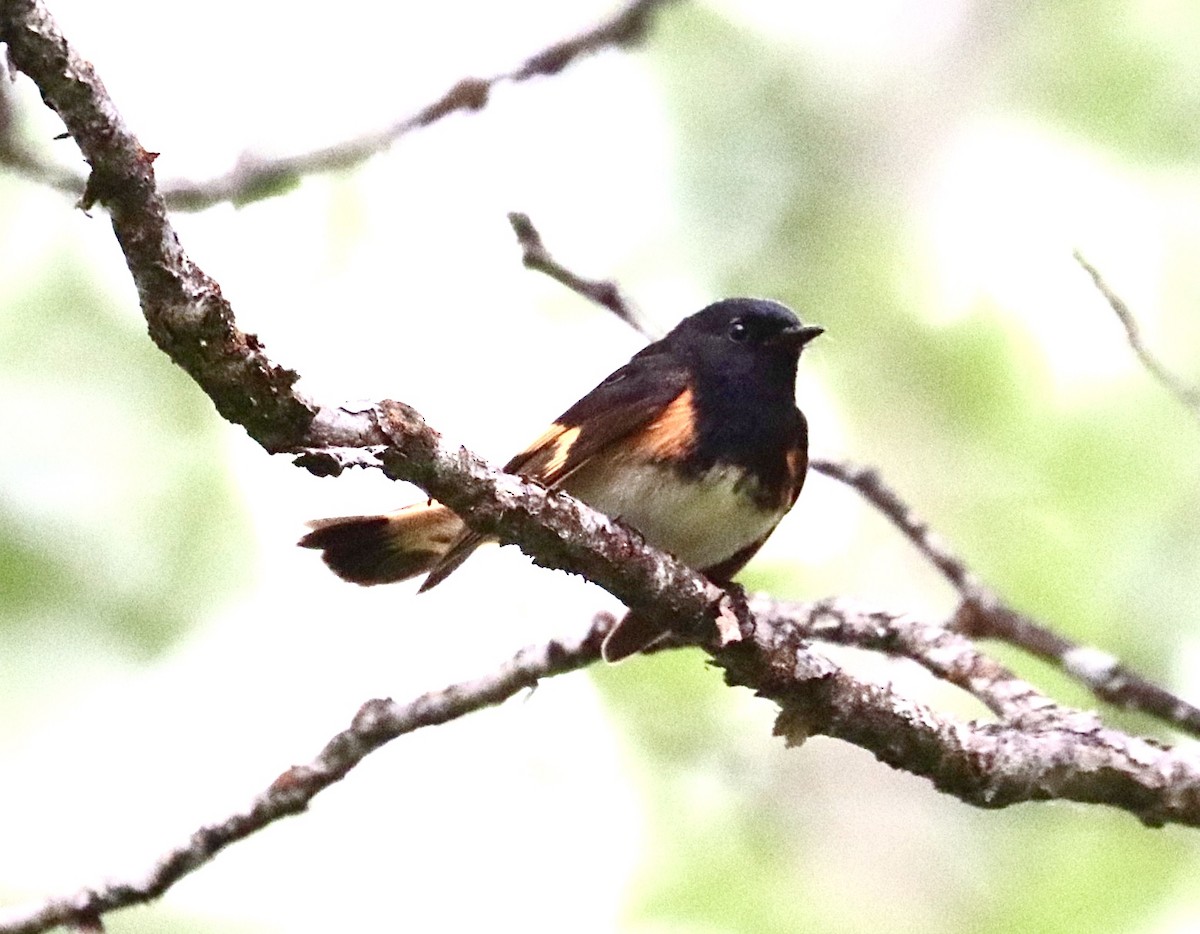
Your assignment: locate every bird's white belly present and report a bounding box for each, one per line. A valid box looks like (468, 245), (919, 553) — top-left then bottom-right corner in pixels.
(567, 462), (783, 571)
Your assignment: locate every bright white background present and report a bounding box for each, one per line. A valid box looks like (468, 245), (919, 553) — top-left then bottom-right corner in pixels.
(2, 1), (1198, 932)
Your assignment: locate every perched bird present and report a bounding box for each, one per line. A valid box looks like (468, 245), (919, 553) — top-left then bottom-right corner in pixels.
(300, 298), (822, 661)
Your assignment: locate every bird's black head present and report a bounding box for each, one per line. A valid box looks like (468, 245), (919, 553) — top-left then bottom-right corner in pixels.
(660, 298), (822, 386)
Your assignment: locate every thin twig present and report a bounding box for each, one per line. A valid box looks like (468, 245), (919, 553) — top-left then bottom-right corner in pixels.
(6, 2), (1200, 931)
(717, 605), (1200, 828)
(0, 65), (83, 196)
(507, 211), (655, 337)
(0, 620), (611, 934)
(1074, 250), (1200, 426)
(811, 456), (1200, 736)
(6, 597), (1200, 934)
(499, 214), (1200, 737)
(0, 0), (683, 212)
(809, 457), (987, 597)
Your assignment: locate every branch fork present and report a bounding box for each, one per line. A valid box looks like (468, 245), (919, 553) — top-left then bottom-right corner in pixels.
(2, 0), (1200, 931)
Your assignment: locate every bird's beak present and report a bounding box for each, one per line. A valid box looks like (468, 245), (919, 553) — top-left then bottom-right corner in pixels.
(797, 325), (824, 346)
(774, 324), (825, 348)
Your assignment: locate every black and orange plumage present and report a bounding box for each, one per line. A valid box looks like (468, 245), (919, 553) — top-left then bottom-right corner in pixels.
(300, 298), (822, 661)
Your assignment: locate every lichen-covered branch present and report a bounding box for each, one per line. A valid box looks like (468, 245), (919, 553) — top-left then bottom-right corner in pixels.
(506, 211), (1200, 739)
(4, 1), (1200, 931)
(5, 597), (1200, 934)
(0, 0), (314, 449)
(813, 457), (1200, 737)
(718, 603), (1200, 828)
(751, 596), (1057, 724)
(5, 0), (1195, 749)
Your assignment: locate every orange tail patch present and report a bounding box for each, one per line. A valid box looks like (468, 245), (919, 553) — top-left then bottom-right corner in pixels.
(299, 502), (464, 586)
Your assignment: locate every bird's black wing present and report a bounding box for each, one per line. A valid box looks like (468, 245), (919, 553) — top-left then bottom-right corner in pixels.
(418, 354), (691, 591)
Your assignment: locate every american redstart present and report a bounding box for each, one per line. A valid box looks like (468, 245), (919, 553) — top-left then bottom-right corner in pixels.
(300, 297), (822, 661)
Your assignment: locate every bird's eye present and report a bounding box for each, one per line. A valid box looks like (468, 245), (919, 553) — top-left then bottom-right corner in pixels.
(727, 319), (749, 342)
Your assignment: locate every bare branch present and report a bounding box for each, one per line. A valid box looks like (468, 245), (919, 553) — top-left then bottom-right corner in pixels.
(953, 599), (1200, 735)
(497, 215), (1200, 738)
(0, 619), (611, 934)
(6, 596), (1200, 934)
(717, 602), (1200, 828)
(63, 916), (102, 934)
(1, 0), (315, 448)
(1074, 250), (1200, 426)
(810, 457), (987, 597)
(5, 2), (1200, 931)
(0, 134), (79, 192)
(0, 0), (682, 211)
(813, 456), (1200, 737)
(0, 0), (757, 635)
(753, 596), (1058, 724)
(0, 56), (82, 195)
(507, 211), (656, 338)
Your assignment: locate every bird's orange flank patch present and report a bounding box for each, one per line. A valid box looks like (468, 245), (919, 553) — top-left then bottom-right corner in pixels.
(639, 387), (697, 460)
(784, 444), (808, 505)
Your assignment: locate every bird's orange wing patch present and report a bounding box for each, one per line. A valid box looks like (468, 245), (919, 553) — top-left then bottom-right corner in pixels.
(508, 422), (584, 486)
(506, 372), (693, 486)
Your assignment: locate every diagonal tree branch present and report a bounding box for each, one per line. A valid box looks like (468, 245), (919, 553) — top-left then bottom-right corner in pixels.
(5, 595), (1200, 934)
(1074, 250), (1200, 427)
(813, 457), (1200, 736)
(0, 0), (752, 638)
(0, 0), (314, 448)
(506, 213), (1200, 739)
(753, 596), (1057, 725)
(0, 0), (682, 211)
(4, 2), (1200, 931)
(0, 619), (612, 934)
(507, 210), (655, 338)
(718, 605), (1200, 828)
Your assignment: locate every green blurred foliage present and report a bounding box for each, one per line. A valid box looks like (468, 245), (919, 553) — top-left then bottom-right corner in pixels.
(1006, 0), (1200, 162)
(978, 809), (1193, 934)
(594, 652), (815, 934)
(3, 1), (1200, 930)
(0, 228), (251, 664)
(588, 3), (1200, 932)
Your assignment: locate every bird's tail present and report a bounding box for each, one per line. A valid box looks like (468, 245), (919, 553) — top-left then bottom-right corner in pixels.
(302, 502), (672, 662)
(299, 502), (467, 586)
